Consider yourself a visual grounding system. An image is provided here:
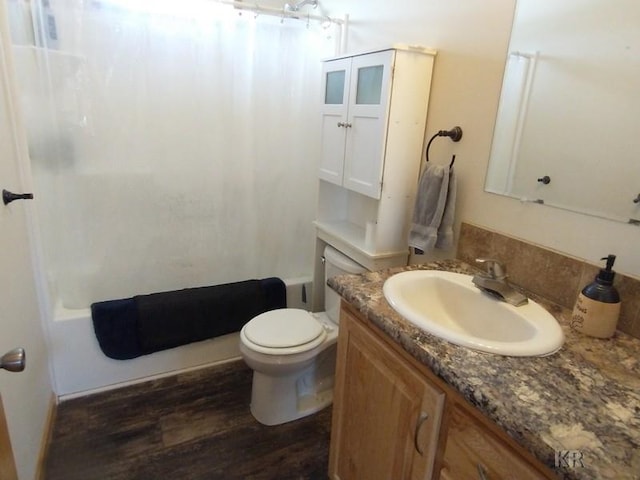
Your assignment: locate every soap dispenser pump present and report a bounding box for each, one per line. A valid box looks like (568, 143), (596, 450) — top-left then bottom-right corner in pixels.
(571, 254), (621, 338)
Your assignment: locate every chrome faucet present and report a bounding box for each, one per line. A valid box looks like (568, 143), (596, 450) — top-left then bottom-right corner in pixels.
(471, 258), (528, 307)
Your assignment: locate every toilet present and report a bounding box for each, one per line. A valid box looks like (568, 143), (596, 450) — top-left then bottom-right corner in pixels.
(239, 245), (366, 425)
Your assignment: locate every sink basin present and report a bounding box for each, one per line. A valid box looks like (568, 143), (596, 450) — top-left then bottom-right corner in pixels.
(383, 270), (564, 356)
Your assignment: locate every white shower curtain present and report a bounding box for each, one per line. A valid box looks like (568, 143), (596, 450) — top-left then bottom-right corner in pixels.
(8, 0), (336, 307)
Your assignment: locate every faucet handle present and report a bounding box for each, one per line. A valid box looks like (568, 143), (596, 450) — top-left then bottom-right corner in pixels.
(475, 258), (507, 280)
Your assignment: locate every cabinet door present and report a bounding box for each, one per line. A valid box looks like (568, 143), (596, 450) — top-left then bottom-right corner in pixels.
(330, 309), (444, 480)
(319, 57), (351, 186)
(440, 406), (546, 480)
(343, 50), (393, 199)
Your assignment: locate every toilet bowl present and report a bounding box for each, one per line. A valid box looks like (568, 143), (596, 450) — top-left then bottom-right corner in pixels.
(239, 245), (366, 425)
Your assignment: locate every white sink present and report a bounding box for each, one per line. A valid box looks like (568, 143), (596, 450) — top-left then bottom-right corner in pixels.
(383, 270), (564, 356)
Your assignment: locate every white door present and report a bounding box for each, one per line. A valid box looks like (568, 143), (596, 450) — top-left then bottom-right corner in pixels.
(0, 2), (54, 478)
(319, 57), (351, 186)
(342, 50), (393, 199)
(0, 394), (18, 479)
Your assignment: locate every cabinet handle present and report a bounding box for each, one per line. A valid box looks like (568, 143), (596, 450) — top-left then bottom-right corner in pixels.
(413, 412), (429, 455)
(344, 122), (352, 128)
(337, 122), (345, 127)
(477, 463), (489, 480)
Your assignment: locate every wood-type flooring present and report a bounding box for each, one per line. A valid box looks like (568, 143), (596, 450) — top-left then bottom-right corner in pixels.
(44, 360), (331, 480)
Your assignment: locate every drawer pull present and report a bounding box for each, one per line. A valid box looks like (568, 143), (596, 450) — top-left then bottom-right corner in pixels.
(413, 412), (429, 455)
(477, 463), (489, 480)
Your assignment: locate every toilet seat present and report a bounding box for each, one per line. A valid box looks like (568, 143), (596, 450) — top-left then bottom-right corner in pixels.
(241, 309), (327, 355)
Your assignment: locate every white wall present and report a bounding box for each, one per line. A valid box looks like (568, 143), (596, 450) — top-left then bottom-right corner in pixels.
(321, 0), (640, 278)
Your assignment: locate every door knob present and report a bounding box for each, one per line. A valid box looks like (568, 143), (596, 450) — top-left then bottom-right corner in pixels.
(2, 189), (34, 205)
(0, 348), (25, 372)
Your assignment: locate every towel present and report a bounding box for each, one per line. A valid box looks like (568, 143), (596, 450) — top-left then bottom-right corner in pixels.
(435, 166), (457, 249)
(135, 280), (269, 354)
(91, 277), (287, 360)
(91, 298), (140, 360)
(408, 164), (450, 252)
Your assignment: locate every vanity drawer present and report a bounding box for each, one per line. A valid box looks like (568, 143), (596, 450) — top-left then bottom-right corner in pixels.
(440, 405), (544, 480)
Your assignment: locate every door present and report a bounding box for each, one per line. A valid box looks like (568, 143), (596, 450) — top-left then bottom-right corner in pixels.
(0, 2), (54, 478)
(0, 395), (18, 479)
(329, 308), (444, 480)
(342, 50), (393, 199)
(319, 57), (351, 185)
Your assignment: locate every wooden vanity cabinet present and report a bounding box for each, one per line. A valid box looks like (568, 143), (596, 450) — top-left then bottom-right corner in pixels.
(329, 306), (445, 480)
(330, 302), (557, 480)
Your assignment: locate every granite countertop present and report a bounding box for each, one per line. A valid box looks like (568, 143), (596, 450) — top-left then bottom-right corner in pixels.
(328, 259), (640, 480)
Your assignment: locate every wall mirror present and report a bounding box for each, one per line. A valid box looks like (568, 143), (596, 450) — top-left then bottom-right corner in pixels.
(485, 0), (640, 224)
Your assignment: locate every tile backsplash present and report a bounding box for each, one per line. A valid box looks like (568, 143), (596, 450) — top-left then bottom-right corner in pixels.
(457, 222), (640, 340)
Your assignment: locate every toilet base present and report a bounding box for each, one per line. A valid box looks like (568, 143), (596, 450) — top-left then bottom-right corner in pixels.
(249, 344), (336, 425)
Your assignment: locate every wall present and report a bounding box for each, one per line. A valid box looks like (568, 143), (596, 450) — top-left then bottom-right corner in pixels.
(320, 0), (640, 278)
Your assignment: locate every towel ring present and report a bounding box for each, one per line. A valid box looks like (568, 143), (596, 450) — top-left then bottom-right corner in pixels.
(425, 126), (463, 169)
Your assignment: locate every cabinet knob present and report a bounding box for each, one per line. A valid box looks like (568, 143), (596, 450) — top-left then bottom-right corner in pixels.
(337, 122), (345, 127)
(344, 122), (352, 128)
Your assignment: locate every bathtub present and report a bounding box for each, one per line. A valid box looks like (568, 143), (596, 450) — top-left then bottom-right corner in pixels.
(49, 277), (312, 398)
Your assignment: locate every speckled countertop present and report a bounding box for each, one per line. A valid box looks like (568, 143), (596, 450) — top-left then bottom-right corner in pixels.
(328, 259), (640, 480)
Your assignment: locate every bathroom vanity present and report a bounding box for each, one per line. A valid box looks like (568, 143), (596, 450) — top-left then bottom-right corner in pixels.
(328, 260), (640, 480)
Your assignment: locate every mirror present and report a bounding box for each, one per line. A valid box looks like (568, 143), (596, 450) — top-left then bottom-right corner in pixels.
(485, 0), (640, 224)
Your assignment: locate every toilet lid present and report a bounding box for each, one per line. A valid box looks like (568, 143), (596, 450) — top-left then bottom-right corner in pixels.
(244, 309), (324, 348)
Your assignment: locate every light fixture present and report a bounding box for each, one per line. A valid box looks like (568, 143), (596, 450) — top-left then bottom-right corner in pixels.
(284, 0), (318, 12)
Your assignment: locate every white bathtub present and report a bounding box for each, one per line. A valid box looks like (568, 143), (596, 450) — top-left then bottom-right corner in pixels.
(49, 277), (312, 398)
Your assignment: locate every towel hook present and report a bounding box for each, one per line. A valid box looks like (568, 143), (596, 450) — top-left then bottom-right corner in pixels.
(425, 126), (463, 169)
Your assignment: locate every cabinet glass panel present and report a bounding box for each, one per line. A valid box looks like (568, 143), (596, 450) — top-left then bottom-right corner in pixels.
(325, 70), (346, 104)
(355, 65), (384, 105)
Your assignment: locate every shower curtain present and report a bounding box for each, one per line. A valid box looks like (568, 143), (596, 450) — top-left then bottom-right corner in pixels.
(7, 0), (335, 308)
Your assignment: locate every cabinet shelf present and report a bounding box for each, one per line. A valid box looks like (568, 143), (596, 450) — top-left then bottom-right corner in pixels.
(314, 220), (408, 271)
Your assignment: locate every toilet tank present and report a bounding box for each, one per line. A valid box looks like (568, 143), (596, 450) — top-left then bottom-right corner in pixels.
(324, 245), (367, 324)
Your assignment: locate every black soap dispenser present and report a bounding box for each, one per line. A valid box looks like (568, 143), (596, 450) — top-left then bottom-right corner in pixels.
(571, 255), (621, 338)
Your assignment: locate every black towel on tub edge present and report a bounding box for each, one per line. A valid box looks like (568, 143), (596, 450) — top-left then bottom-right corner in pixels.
(135, 279), (271, 354)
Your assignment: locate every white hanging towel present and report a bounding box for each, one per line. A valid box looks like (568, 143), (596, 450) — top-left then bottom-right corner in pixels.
(408, 164), (456, 252)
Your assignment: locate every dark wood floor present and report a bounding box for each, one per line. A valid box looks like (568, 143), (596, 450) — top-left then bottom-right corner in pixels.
(44, 360), (332, 479)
